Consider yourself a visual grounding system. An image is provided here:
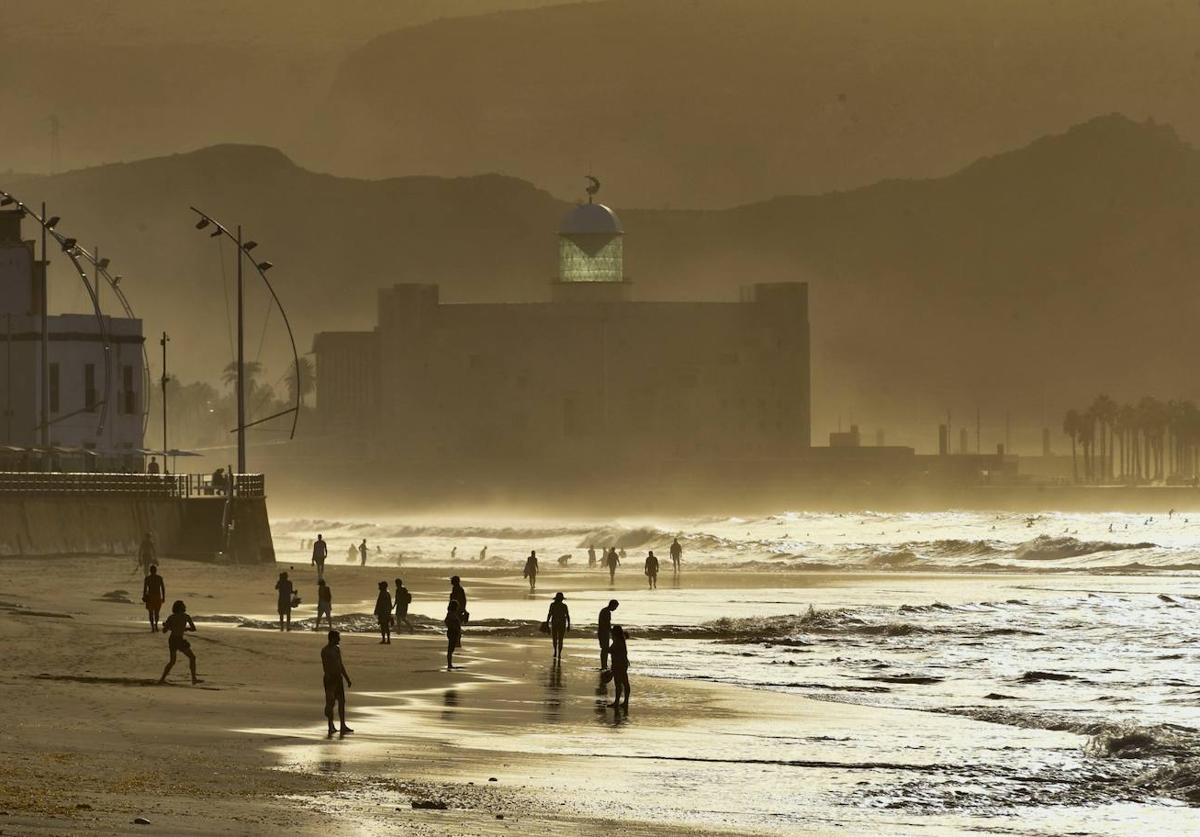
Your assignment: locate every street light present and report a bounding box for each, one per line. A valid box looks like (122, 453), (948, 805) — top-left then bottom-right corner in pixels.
(189, 206), (300, 476)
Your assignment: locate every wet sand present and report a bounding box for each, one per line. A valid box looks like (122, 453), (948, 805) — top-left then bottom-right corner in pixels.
(0, 556), (1187, 835)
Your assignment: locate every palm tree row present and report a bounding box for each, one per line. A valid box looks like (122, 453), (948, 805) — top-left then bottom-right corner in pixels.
(1063, 395), (1200, 485)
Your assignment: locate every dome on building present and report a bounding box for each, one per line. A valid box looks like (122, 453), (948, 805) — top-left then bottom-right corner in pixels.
(559, 202), (624, 236)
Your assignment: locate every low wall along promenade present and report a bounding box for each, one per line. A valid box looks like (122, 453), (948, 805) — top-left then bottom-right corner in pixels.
(0, 473), (275, 562)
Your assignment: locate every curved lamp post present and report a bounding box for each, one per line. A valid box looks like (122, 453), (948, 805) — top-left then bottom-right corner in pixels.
(0, 190), (112, 444)
(190, 207), (300, 474)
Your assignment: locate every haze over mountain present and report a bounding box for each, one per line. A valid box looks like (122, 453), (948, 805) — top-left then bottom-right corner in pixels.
(8, 114), (1199, 452)
(4, 0), (1199, 209)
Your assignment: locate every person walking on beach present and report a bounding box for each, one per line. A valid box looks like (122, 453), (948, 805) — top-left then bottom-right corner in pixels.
(607, 626), (630, 708)
(275, 571), (295, 632)
(359, 539), (368, 567)
(445, 602), (462, 670)
(523, 550), (539, 592)
(315, 578), (333, 631)
(374, 580), (393, 644)
(670, 537), (683, 573)
(394, 577), (412, 632)
(644, 551), (660, 589)
(321, 630), (353, 735)
(605, 548), (620, 584)
(142, 565), (165, 631)
(311, 534), (328, 578)
(158, 600), (198, 685)
(547, 592), (571, 659)
(137, 532), (156, 574)
(598, 599), (619, 670)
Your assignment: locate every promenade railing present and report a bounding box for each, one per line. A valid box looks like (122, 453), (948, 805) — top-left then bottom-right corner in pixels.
(0, 472), (266, 499)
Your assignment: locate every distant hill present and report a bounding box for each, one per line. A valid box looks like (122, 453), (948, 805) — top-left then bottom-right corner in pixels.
(8, 114), (1200, 451)
(3, 0), (1199, 211)
(313, 0), (1200, 206)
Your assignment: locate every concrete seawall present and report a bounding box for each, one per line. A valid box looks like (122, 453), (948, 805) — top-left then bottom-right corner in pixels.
(0, 496), (275, 562)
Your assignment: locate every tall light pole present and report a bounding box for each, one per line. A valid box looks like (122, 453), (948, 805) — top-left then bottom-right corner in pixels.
(190, 207), (300, 476)
(236, 226), (245, 475)
(160, 332), (170, 455)
(39, 203), (49, 462)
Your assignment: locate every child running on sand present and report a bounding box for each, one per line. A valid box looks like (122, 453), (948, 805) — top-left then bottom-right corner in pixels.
(159, 600), (198, 685)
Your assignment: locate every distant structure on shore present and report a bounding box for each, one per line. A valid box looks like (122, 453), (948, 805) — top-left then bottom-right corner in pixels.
(312, 190), (811, 472)
(0, 209), (144, 471)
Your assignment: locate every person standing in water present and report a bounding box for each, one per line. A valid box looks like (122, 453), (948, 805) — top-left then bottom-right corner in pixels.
(607, 626), (630, 708)
(523, 551), (539, 592)
(644, 550), (660, 589)
(158, 600), (198, 685)
(394, 577), (412, 632)
(670, 537), (683, 573)
(587, 545), (597, 568)
(445, 602), (462, 670)
(598, 599), (619, 669)
(605, 548), (620, 584)
(479, 545), (488, 561)
(315, 578), (333, 631)
(311, 534), (328, 578)
(142, 565), (165, 632)
(374, 581), (393, 644)
(358, 539), (368, 567)
(321, 630), (353, 735)
(546, 592), (571, 659)
(275, 571), (295, 632)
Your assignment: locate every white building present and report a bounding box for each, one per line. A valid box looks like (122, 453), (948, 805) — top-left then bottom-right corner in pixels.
(0, 208), (145, 470)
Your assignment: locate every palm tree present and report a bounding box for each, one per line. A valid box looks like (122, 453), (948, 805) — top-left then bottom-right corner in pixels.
(1138, 396), (1168, 481)
(285, 357), (316, 408)
(222, 360), (263, 391)
(1063, 409), (1083, 484)
(1116, 403), (1136, 482)
(1090, 395), (1117, 483)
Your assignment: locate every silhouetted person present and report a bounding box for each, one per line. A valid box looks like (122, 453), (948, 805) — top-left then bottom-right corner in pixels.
(598, 599), (618, 669)
(547, 592), (571, 659)
(159, 599), (197, 685)
(311, 534), (328, 577)
(142, 565), (165, 631)
(479, 545), (488, 561)
(445, 603), (462, 670)
(588, 545), (597, 568)
(644, 551), (659, 589)
(523, 551), (539, 592)
(605, 548), (620, 583)
(619, 547), (627, 562)
(275, 571), (295, 632)
(451, 546), (457, 559)
(146, 456), (160, 475)
(670, 537), (683, 572)
(359, 539), (368, 567)
(374, 581), (393, 644)
(137, 532), (156, 574)
(608, 626), (630, 708)
(321, 630), (353, 735)
(449, 575), (467, 632)
(315, 578), (333, 630)
(211, 467), (226, 495)
(394, 577), (412, 632)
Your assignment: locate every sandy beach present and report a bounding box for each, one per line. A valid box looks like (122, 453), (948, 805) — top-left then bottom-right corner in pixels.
(1, 552), (1195, 836)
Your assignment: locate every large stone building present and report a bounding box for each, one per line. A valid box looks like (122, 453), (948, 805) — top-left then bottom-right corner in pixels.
(312, 198), (810, 474)
(0, 209), (145, 470)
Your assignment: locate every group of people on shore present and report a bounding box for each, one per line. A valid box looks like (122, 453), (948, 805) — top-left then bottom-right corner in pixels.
(146, 531), (669, 731)
(582, 538), (683, 588)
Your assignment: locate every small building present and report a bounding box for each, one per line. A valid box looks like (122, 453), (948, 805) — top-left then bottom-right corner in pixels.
(0, 209), (145, 471)
(312, 195), (811, 475)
